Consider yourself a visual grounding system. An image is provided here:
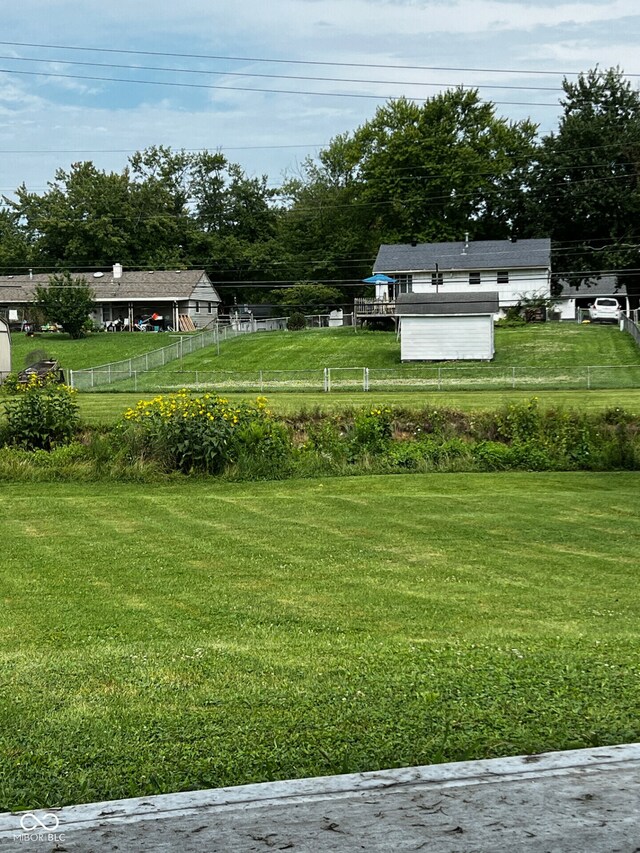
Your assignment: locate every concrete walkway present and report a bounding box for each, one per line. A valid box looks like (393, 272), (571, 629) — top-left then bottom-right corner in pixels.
(1, 743), (639, 852)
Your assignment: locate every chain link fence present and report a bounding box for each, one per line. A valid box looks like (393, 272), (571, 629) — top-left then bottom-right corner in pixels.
(68, 322), (288, 390)
(68, 317), (349, 390)
(79, 363), (640, 394)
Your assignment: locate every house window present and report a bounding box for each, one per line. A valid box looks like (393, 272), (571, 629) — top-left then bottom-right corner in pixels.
(394, 274), (413, 297)
(497, 271), (509, 285)
(469, 272), (481, 286)
(431, 272), (444, 288)
(195, 301), (200, 313)
(207, 302), (212, 314)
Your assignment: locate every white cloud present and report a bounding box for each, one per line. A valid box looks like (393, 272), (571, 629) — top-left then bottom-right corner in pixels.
(0, 0), (638, 192)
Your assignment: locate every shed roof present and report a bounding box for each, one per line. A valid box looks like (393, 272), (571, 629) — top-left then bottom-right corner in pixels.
(0, 269), (219, 303)
(396, 292), (499, 316)
(374, 239), (551, 273)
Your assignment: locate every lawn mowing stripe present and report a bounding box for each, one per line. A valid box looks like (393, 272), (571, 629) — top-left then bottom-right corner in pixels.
(1, 473), (639, 811)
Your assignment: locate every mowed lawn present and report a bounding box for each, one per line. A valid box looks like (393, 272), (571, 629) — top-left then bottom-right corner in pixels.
(1, 473), (639, 810)
(10, 331), (183, 371)
(146, 323), (640, 372)
(73, 388), (640, 425)
(7, 325), (640, 376)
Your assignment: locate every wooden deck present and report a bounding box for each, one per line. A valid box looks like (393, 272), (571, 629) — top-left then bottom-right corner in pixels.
(354, 298), (397, 316)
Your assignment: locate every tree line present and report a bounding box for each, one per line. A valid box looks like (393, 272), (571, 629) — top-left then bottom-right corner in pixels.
(2, 67), (640, 307)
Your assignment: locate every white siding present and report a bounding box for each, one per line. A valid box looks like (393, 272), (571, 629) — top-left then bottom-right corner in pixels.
(400, 315), (494, 361)
(409, 268), (550, 308)
(0, 318), (11, 375)
(557, 298), (576, 321)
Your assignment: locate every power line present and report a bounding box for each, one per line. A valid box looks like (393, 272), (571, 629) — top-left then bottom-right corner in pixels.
(0, 144), (323, 155)
(0, 67), (563, 106)
(0, 40), (634, 78)
(0, 53), (565, 93)
(2, 166), (636, 221)
(0, 138), (635, 160)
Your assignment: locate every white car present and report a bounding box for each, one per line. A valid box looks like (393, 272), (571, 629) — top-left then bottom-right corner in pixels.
(588, 298), (621, 323)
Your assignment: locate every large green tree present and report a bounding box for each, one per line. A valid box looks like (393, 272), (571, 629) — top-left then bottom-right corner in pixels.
(278, 92), (539, 293)
(267, 283), (344, 315)
(353, 92), (538, 244)
(527, 68), (640, 291)
(35, 272), (95, 339)
(5, 147), (279, 301)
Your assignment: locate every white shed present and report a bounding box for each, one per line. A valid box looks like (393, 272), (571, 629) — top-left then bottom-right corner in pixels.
(396, 292), (499, 361)
(0, 317), (11, 379)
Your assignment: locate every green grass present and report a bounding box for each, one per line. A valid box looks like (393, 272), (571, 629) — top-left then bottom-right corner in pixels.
(69, 389), (640, 425)
(1, 473), (639, 809)
(10, 331), (185, 372)
(150, 324), (640, 372)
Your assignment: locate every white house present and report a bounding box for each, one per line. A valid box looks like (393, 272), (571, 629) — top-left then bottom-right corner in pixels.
(0, 265), (222, 331)
(395, 292), (499, 361)
(366, 237), (551, 313)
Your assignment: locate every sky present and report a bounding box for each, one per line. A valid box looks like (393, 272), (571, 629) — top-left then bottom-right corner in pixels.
(1, 0), (640, 198)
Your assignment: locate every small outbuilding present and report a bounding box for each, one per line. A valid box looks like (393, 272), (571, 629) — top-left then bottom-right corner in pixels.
(395, 292), (499, 361)
(0, 317), (11, 380)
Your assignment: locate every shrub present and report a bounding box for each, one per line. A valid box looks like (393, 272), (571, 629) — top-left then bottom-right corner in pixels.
(472, 441), (514, 471)
(120, 393), (284, 475)
(287, 312), (306, 331)
(1, 377), (79, 450)
(230, 420), (294, 480)
(304, 419), (348, 461)
(351, 406), (394, 456)
(495, 398), (543, 443)
(1, 373), (21, 395)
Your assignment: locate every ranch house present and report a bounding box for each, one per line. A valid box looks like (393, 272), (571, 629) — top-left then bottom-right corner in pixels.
(355, 237), (551, 318)
(0, 265), (222, 331)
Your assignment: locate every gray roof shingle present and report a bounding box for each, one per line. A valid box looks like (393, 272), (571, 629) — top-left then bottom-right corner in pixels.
(0, 269), (219, 302)
(395, 292), (499, 315)
(374, 239), (551, 273)
(556, 275), (627, 298)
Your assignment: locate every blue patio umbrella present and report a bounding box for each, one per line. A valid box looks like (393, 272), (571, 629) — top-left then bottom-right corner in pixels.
(362, 274), (396, 284)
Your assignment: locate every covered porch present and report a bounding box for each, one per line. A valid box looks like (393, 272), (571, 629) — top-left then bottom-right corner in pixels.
(97, 300), (183, 331)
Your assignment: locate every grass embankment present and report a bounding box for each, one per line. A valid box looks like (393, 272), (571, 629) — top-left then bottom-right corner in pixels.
(1, 473), (639, 810)
(11, 324), (638, 374)
(71, 389), (640, 425)
(10, 331), (183, 371)
(146, 324), (640, 372)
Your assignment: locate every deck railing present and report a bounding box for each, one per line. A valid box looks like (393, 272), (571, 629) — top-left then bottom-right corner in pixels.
(354, 298), (397, 315)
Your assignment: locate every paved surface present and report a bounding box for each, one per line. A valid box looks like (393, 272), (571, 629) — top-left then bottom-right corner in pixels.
(1, 744), (639, 852)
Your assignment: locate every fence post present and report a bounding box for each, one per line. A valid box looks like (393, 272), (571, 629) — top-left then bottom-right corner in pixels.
(108, 364), (111, 384)
(69, 369), (74, 389)
(587, 365), (591, 390)
(364, 367), (369, 392)
(512, 366), (516, 389)
(129, 358), (133, 378)
(134, 371), (137, 392)
(438, 367), (442, 391)
(323, 367), (329, 393)
(195, 370), (199, 386)
(91, 368), (94, 389)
